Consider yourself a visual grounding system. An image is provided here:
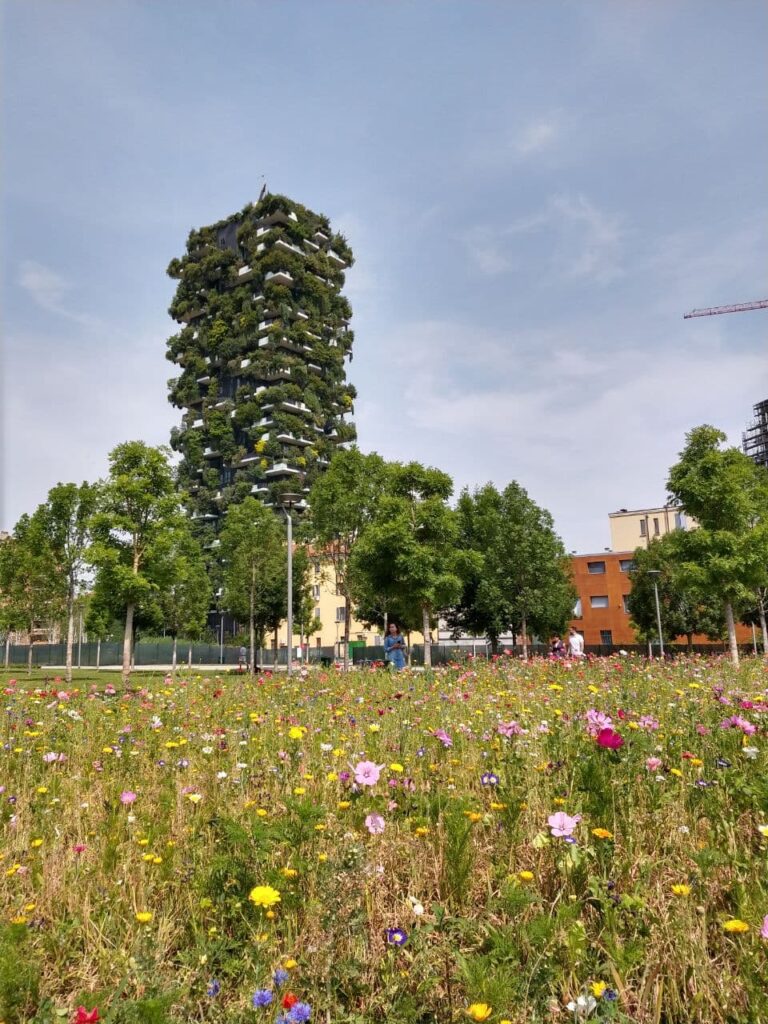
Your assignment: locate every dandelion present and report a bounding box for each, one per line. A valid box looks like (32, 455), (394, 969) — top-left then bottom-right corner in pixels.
(249, 885), (281, 908)
(466, 1005), (492, 1022)
(590, 981), (607, 998)
(723, 919), (749, 933)
(135, 911), (153, 923)
(518, 870), (535, 883)
(671, 884), (691, 896)
(592, 828), (613, 840)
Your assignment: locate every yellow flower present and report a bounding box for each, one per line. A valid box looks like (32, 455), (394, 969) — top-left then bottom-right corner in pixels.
(337, 801), (351, 810)
(592, 828), (613, 840)
(671, 884), (691, 897)
(518, 870), (535, 883)
(10, 915), (28, 926)
(249, 885), (281, 909)
(389, 763), (404, 773)
(553, 797), (565, 806)
(318, 853), (328, 862)
(590, 981), (607, 998)
(465, 812), (483, 823)
(284, 958), (298, 969)
(490, 802), (507, 811)
(757, 824), (768, 837)
(256, 808), (268, 818)
(293, 787), (306, 796)
(36, 787), (48, 795)
(186, 793), (202, 804)
(669, 768), (683, 778)
(689, 758), (703, 768)
(414, 826), (430, 837)
(135, 911), (153, 923)
(288, 726), (306, 740)
(466, 1004), (492, 1022)
(326, 771), (338, 782)
(368, 724), (380, 732)
(282, 867), (298, 878)
(30, 838), (43, 848)
(723, 919), (749, 933)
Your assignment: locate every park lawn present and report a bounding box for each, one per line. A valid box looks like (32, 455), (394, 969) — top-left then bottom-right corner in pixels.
(0, 656), (765, 1023)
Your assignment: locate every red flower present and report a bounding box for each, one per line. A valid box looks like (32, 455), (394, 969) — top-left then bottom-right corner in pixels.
(282, 993), (299, 1010)
(73, 1008), (100, 1024)
(596, 728), (624, 750)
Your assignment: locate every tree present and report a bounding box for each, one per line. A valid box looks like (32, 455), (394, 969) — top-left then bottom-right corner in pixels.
(350, 462), (463, 668)
(666, 425), (768, 665)
(0, 514), (63, 673)
(219, 497), (285, 671)
(35, 482), (99, 683)
(307, 448), (390, 670)
(156, 524), (211, 671)
(90, 442), (183, 683)
(292, 546), (321, 658)
(627, 532), (725, 650)
(446, 482), (574, 655)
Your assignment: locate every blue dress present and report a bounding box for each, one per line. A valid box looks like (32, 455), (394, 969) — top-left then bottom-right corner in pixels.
(384, 633), (406, 669)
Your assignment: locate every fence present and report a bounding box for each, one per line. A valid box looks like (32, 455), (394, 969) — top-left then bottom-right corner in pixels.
(1, 640), (758, 670)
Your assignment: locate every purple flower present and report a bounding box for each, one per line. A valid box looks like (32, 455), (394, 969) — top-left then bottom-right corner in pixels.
(206, 978), (220, 997)
(386, 927), (408, 946)
(497, 721), (526, 737)
(120, 790), (137, 805)
(480, 772), (499, 786)
(252, 988), (273, 1007)
(287, 1002), (312, 1022)
(432, 729), (452, 748)
(273, 968), (289, 987)
(761, 915), (768, 941)
(365, 813), (385, 835)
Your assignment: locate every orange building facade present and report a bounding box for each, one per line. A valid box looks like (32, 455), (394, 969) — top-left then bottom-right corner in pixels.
(568, 551), (754, 647)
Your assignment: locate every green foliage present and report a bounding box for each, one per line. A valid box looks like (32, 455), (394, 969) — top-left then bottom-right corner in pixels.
(446, 482), (575, 650)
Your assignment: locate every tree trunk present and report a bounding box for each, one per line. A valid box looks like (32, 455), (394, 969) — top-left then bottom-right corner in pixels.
(521, 614), (529, 661)
(490, 635), (499, 656)
(27, 633), (34, 675)
(759, 597), (768, 655)
(96, 638), (101, 670)
(122, 603), (135, 683)
(725, 601), (739, 667)
(65, 591), (75, 684)
(171, 635), (178, 672)
(342, 593), (350, 672)
(4, 633), (10, 669)
(422, 605), (432, 668)
(686, 632), (693, 652)
(188, 641), (193, 668)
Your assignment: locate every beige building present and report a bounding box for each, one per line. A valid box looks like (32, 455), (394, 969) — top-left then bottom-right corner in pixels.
(608, 505), (697, 552)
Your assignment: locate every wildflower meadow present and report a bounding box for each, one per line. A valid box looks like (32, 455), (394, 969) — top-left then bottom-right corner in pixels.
(0, 656), (766, 1024)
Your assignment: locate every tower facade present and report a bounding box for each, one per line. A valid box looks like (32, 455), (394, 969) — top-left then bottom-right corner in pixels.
(166, 193), (357, 534)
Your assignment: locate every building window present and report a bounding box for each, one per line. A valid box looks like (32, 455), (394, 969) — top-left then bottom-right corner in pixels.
(590, 595), (609, 609)
(587, 561), (606, 574)
(619, 559), (635, 572)
(653, 517), (660, 535)
(622, 594), (630, 613)
(313, 607), (320, 619)
(675, 512), (686, 530)
(335, 606), (346, 622)
(573, 598), (583, 618)
(640, 520), (647, 537)
(312, 584), (321, 599)
(316, 637), (321, 648)
(600, 630), (613, 645)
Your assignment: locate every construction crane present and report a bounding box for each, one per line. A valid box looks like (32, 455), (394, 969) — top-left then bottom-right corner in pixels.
(684, 299), (768, 319)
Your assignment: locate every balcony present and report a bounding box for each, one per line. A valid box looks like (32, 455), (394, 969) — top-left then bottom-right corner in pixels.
(203, 448), (220, 459)
(237, 265), (254, 281)
(303, 239), (319, 253)
(276, 433), (312, 447)
(313, 230), (329, 244)
(265, 462), (302, 477)
(196, 374), (211, 384)
(280, 401), (311, 416)
(251, 485), (269, 496)
(328, 250), (347, 268)
(191, 418), (204, 429)
(274, 238), (305, 258)
(240, 358), (251, 368)
(307, 363), (322, 374)
(265, 270), (294, 287)
(259, 209), (298, 228)
(175, 307), (203, 325)
(237, 454), (261, 466)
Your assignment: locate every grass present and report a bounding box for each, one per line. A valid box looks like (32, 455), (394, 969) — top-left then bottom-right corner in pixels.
(0, 656), (765, 1023)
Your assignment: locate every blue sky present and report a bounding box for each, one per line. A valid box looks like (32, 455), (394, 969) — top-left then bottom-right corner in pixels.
(2, 0), (767, 551)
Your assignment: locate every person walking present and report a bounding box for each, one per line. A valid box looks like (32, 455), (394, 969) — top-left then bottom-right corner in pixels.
(238, 645), (247, 673)
(568, 628), (585, 659)
(383, 622), (407, 670)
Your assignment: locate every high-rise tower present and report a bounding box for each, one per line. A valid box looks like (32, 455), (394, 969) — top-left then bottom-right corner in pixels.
(166, 193), (357, 534)
(743, 399), (768, 469)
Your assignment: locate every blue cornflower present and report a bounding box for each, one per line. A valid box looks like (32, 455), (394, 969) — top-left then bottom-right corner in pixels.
(287, 1003), (312, 1023)
(252, 989), (273, 1008)
(386, 927), (408, 946)
(604, 989), (618, 1001)
(206, 978), (221, 997)
(273, 968), (290, 987)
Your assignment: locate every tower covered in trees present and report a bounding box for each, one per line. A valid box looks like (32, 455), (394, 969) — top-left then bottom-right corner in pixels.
(165, 193), (357, 536)
(743, 399), (768, 469)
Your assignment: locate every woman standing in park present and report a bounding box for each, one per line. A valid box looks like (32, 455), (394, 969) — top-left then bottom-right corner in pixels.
(384, 622), (407, 670)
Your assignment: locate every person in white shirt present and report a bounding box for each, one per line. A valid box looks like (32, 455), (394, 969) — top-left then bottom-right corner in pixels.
(568, 628), (585, 658)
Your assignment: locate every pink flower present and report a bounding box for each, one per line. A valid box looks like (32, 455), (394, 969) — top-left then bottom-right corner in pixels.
(586, 709), (613, 737)
(364, 813), (385, 835)
(497, 721), (526, 737)
(596, 728), (624, 750)
(547, 811), (581, 837)
(645, 757), (663, 772)
(73, 843), (87, 854)
(761, 915), (768, 940)
(120, 791), (137, 805)
(432, 729), (453, 748)
(353, 761), (383, 787)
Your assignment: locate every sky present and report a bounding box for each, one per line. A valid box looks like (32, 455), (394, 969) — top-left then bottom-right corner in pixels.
(2, 0), (767, 552)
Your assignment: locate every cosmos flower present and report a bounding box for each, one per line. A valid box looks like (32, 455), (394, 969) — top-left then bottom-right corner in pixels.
(353, 761), (383, 786)
(596, 728), (624, 750)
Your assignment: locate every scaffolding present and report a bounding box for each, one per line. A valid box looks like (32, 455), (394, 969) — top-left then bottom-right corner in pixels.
(743, 399), (768, 468)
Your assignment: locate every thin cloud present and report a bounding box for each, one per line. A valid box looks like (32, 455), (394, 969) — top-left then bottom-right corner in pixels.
(19, 260), (105, 331)
(515, 118), (559, 157)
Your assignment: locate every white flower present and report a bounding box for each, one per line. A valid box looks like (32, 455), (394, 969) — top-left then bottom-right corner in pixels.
(320, 743), (333, 752)
(566, 994), (597, 1017)
(742, 746), (759, 759)
(201, 746), (214, 755)
(216, 771), (228, 780)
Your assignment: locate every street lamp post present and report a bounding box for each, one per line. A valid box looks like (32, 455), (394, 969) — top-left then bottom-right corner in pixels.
(279, 494), (301, 677)
(647, 570), (664, 658)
